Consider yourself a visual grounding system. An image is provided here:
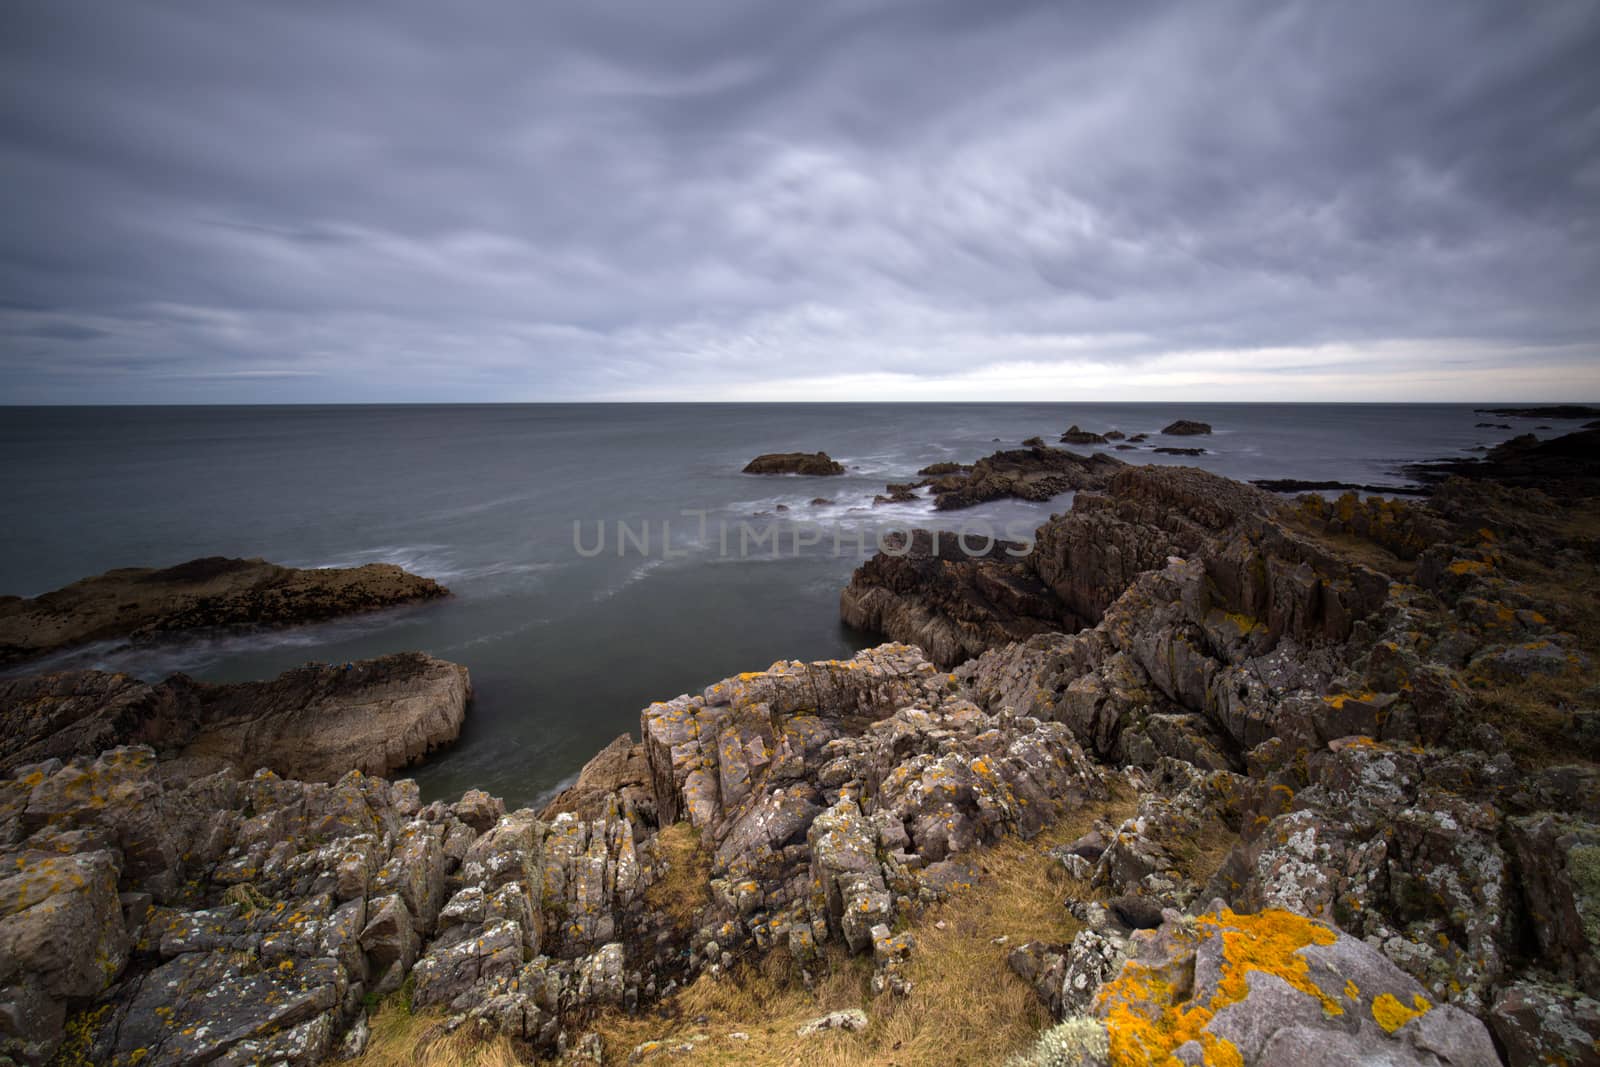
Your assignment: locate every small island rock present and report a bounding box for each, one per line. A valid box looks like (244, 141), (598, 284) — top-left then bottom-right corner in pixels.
(742, 452), (845, 476)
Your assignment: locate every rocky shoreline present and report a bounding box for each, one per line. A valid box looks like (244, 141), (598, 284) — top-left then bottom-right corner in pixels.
(3, 430), (1599, 1065)
(0, 557), (449, 666)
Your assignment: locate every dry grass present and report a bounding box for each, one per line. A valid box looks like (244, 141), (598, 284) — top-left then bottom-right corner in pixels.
(582, 790), (1137, 1066)
(351, 1000), (525, 1067)
(643, 820), (713, 930)
(1168, 815), (1239, 889)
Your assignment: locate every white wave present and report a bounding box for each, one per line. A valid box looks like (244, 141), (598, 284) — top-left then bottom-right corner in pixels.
(434, 617), (548, 653)
(591, 556), (671, 603)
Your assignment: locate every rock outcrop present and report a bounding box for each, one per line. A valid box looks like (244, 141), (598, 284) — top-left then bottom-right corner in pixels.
(0, 557), (448, 664)
(842, 456), (1600, 1061)
(0, 644), (1109, 1064)
(1408, 425), (1600, 496)
(1161, 419), (1212, 435)
(842, 465), (1276, 667)
(741, 452), (846, 476)
(0, 653), (471, 782)
(1060, 426), (1108, 446)
(921, 445), (1123, 511)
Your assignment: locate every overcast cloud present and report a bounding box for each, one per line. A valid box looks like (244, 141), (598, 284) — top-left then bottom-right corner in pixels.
(1, 0), (1597, 403)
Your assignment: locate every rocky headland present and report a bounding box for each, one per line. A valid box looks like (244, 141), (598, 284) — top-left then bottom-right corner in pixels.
(0, 557), (449, 665)
(3, 429), (1599, 1065)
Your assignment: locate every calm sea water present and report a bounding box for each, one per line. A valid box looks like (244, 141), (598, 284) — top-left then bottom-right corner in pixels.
(0, 402), (1534, 806)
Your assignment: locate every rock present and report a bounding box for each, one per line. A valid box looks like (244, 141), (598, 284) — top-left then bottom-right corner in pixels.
(809, 497), (835, 506)
(917, 462), (965, 476)
(1152, 446), (1206, 456)
(91, 950), (343, 1065)
(1094, 906), (1501, 1066)
(1107, 894), (1164, 930)
(1407, 425), (1600, 496)
(1, 653), (472, 782)
(540, 733), (655, 825)
(0, 556), (447, 665)
(839, 530), (1072, 668)
(742, 452), (845, 476)
(1489, 982), (1600, 1067)
(1061, 426), (1108, 446)
(1506, 813), (1600, 996)
(1161, 420), (1212, 435)
(795, 1008), (868, 1036)
(845, 464), (1277, 667)
(920, 445), (1124, 512)
(873, 482), (920, 506)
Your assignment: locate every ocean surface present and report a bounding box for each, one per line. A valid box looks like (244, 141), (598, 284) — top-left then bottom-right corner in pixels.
(0, 402), (1539, 807)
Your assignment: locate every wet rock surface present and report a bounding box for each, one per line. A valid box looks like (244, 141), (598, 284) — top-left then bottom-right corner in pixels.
(0, 557), (448, 665)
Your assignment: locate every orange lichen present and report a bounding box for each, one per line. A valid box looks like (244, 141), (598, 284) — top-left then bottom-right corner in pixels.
(1371, 993), (1432, 1033)
(1447, 559), (1492, 576)
(1097, 909), (1341, 1066)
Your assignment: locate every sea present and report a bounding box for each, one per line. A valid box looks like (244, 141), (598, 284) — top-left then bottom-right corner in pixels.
(0, 402), (1540, 808)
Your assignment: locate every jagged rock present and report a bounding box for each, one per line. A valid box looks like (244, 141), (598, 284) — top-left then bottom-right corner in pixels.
(1061, 426), (1108, 446)
(0, 653), (473, 782)
(840, 531), (1070, 668)
(638, 644), (1104, 976)
(0, 556), (447, 665)
(1506, 813), (1600, 997)
(540, 734), (655, 826)
(1094, 906), (1500, 1066)
(741, 452), (845, 476)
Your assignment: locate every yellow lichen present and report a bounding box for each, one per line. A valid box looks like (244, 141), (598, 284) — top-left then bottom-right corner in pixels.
(1096, 909), (1341, 1066)
(1371, 992), (1432, 1033)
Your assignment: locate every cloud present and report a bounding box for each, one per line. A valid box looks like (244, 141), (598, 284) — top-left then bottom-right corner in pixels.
(0, 0), (1596, 402)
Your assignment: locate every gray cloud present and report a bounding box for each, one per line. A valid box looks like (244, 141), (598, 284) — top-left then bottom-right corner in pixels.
(1, 0), (1597, 402)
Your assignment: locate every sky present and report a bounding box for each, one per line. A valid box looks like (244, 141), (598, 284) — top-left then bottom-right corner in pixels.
(1, 1), (1598, 404)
